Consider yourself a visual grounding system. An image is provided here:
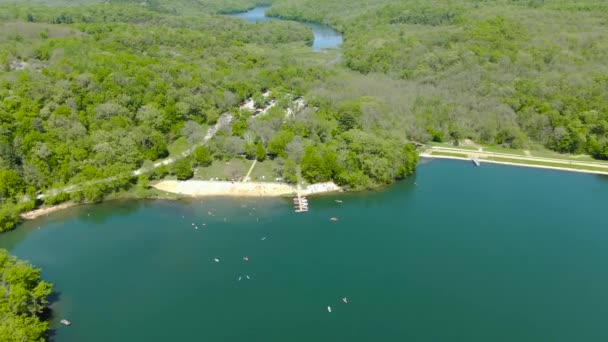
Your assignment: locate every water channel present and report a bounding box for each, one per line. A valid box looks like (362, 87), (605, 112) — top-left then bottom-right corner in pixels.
(229, 6), (343, 51)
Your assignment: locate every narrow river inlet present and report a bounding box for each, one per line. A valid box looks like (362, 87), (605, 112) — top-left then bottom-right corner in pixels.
(229, 6), (343, 51)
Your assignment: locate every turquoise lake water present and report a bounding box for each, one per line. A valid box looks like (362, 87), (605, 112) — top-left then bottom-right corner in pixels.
(2, 159), (608, 341)
(229, 6), (343, 51)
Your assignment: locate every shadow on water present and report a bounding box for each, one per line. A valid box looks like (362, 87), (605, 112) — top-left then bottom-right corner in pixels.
(0, 200), (148, 251)
(42, 291), (62, 342)
(596, 173), (608, 182)
(77, 199), (145, 225)
(309, 173), (419, 212)
(47, 326), (58, 342)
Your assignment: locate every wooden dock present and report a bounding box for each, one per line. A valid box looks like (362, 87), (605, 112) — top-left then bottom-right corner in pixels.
(293, 185), (308, 212)
(294, 195), (308, 212)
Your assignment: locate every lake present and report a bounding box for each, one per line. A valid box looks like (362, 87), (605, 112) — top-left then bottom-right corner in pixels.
(3, 159), (608, 341)
(228, 6), (343, 51)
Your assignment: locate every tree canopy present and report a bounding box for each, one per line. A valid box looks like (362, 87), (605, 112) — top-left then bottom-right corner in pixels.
(0, 0), (323, 230)
(0, 249), (53, 342)
(267, 0), (608, 156)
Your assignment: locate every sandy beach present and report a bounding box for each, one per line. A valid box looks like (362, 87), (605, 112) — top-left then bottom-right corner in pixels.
(153, 180), (341, 197)
(20, 202), (77, 220)
(19, 181), (341, 221)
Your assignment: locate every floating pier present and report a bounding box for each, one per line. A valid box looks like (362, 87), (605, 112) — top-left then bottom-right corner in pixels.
(293, 183), (309, 212)
(294, 197), (308, 212)
(293, 194), (308, 213)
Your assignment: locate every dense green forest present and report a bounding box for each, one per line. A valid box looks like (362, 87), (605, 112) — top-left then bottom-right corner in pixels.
(267, 0), (608, 156)
(0, 249), (53, 341)
(0, 0), (418, 233)
(0, 1), (314, 231)
(2, 0), (608, 234)
(2, 0), (608, 336)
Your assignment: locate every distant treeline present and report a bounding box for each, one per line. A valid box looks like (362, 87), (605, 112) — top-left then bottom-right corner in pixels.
(267, 0), (608, 158)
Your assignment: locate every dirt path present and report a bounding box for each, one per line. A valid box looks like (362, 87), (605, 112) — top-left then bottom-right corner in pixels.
(243, 160), (257, 182)
(133, 113), (232, 176)
(34, 96), (297, 201)
(37, 113), (233, 199)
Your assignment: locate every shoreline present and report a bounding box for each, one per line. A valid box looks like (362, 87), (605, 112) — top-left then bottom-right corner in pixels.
(20, 202), (78, 220)
(152, 180), (342, 197)
(20, 181), (342, 221)
(20, 154), (607, 222)
(420, 154), (608, 176)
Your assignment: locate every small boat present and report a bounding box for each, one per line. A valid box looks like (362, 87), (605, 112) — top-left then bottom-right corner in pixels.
(246, 275), (250, 280)
(238, 276), (242, 281)
(261, 237), (266, 241)
(335, 200), (343, 203)
(472, 158), (480, 166)
(243, 257), (249, 261)
(342, 297), (348, 304)
(60, 319), (71, 326)
(330, 217), (338, 222)
(327, 306), (332, 313)
(214, 258), (220, 263)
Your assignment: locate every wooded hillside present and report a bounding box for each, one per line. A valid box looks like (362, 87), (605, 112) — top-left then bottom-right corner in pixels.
(268, 0), (608, 157)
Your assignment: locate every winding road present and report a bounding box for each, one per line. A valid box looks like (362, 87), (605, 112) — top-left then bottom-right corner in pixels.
(38, 113), (233, 199)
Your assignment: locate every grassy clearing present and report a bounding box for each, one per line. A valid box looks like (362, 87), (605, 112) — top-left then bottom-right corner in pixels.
(481, 146), (608, 164)
(481, 145), (527, 156)
(193, 158), (282, 182)
(430, 151), (469, 158)
(526, 150), (601, 163)
(167, 124), (209, 158)
(430, 143), (608, 165)
(428, 142), (479, 151)
(167, 137), (189, 158)
(194, 158), (250, 181)
(249, 159), (279, 182)
(484, 157), (608, 173)
(105, 187), (185, 201)
(479, 145), (608, 163)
